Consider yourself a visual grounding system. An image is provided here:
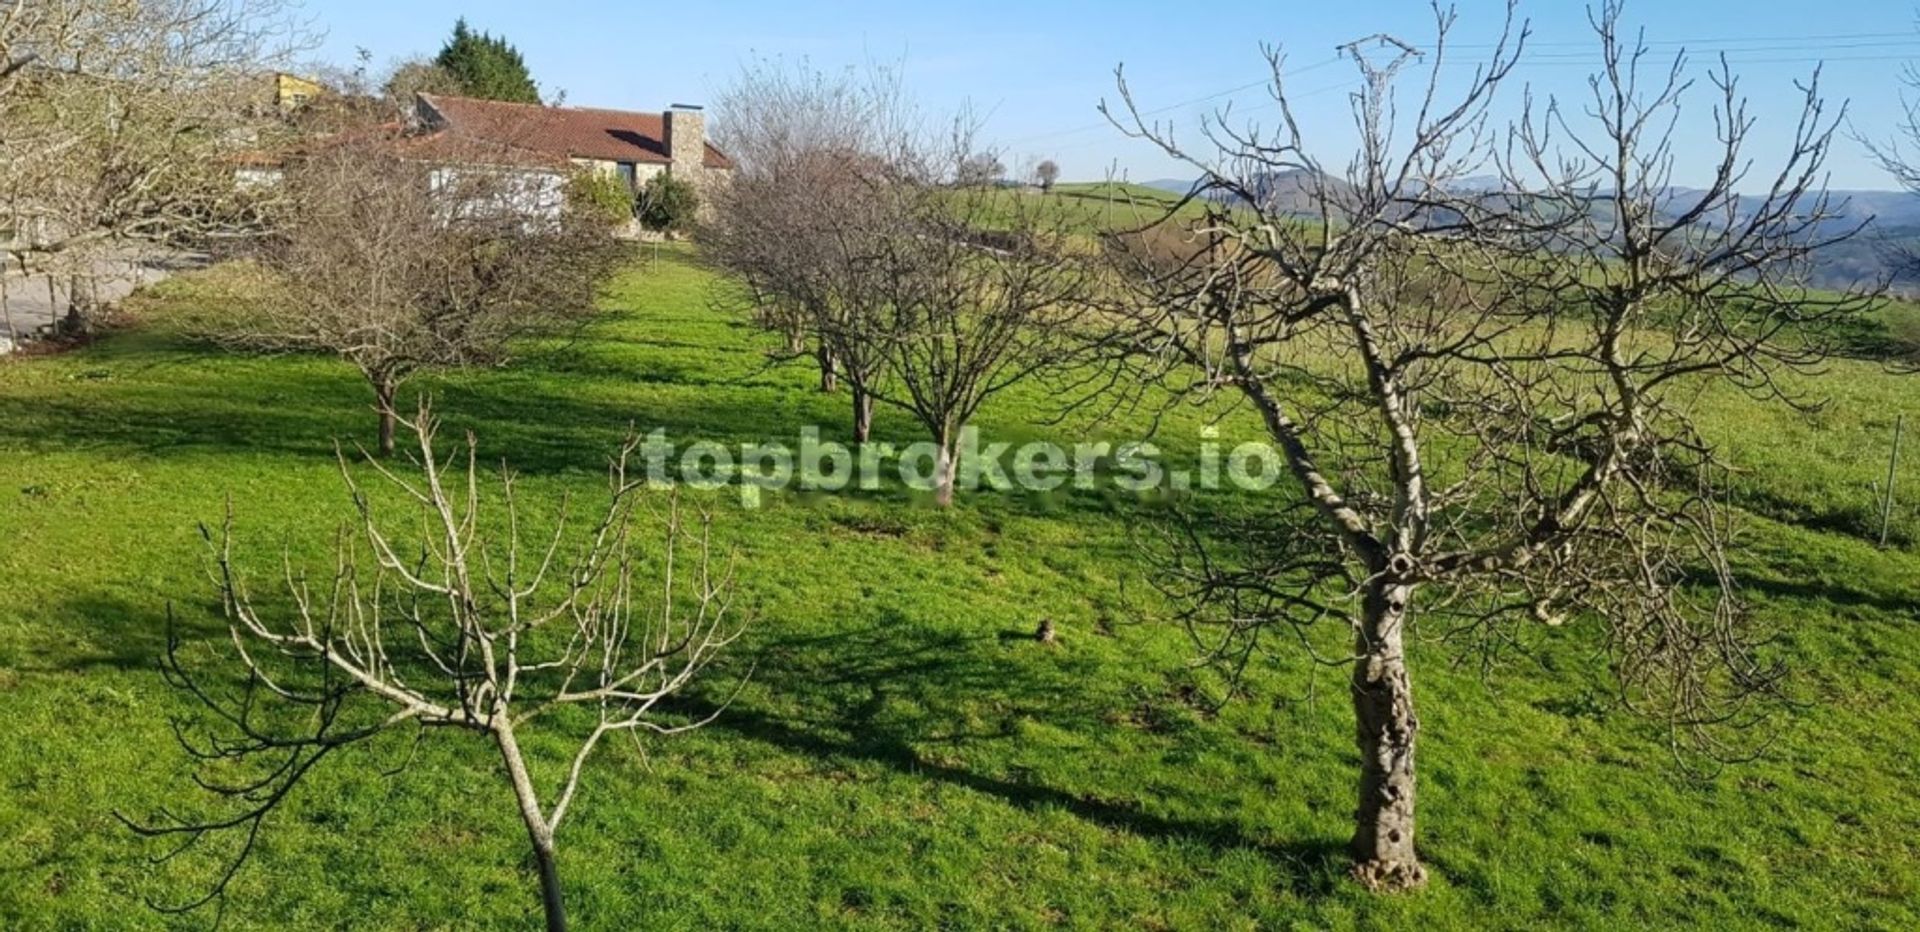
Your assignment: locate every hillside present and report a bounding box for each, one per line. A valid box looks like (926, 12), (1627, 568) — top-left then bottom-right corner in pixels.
(0, 251), (1917, 928)
(1141, 174), (1920, 291)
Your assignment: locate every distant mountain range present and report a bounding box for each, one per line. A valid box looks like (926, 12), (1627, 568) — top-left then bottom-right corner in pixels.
(1140, 174), (1920, 291)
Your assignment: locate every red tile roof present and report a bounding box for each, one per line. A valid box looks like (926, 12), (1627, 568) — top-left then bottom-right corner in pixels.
(418, 94), (733, 170)
(228, 122), (571, 172)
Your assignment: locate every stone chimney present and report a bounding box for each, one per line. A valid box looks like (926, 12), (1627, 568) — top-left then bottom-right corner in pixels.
(663, 103), (706, 179)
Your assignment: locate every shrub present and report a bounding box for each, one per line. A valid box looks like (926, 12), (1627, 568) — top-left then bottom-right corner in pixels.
(565, 170), (634, 228)
(638, 173), (700, 234)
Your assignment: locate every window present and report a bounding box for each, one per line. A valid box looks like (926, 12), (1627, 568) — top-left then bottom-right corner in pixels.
(616, 162), (637, 191)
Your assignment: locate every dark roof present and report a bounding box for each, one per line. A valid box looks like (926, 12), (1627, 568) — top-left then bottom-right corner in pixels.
(417, 94), (733, 170)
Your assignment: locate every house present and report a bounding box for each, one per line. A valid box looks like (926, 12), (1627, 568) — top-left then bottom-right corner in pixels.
(412, 94), (733, 198)
(233, 94), (731, 233)
(275, 73), (325, 113)
(230, 121), (574, 216)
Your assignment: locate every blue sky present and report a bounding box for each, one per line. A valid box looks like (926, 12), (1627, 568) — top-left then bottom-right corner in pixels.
(307, 0), (1919, 190)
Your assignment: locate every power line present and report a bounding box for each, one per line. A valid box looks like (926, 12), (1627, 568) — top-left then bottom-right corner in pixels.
(1512, 38), (1920, 62)
(1004, 31), (1920, 160)
(1037, 76), (1366, 156)
(1522, 39), (1920, 59)
(1448, 51), (1920, 68)
(1450, 29), (1913, 49)
(1007, 34), (1918, 153)
(1000, 54), (1344, 149)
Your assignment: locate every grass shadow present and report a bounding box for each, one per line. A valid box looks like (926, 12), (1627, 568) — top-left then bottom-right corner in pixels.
(679, 620), (1349, 899)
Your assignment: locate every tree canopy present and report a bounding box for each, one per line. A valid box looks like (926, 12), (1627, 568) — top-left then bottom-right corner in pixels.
(434, 18), (540, 103)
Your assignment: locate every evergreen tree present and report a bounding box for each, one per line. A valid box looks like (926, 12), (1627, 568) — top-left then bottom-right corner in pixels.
(638, 173), (700, 235)
(434, 18), (541, 104)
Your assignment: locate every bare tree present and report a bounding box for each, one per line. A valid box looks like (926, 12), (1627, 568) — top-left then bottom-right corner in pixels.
(121, 406), (747, 931)
(1103, 1), (1870, 889)
(1033, 158), (1061, 193)
(706, 58), (914, 441)
(383, 57), (461, 113)
(1862, 10), (1920, 355)
(955, 151), (1006, 187)
(709, 61), (1092, 472)
(0, 0), (311, 333)
(226, 136), (622, 455)
(862, 182), (1094, 506)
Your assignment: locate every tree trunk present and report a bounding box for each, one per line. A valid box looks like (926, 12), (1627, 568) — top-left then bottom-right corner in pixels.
(818, 344), (838, 393)
(496, 724), (568, 932)
(62, 275), (98, 336)
(2, 269), (15, 345)
(373, 376), (398, 458)
(851, 384), (874, 445)
(1348, 580), (1426, 891)
(530, 837), (567, 932)
(933, 431), (958, 507)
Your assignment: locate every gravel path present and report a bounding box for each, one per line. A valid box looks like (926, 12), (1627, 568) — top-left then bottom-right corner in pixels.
(1, 251), (205, 348)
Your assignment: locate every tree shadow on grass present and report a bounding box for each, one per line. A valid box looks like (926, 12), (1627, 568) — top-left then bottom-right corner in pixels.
(677, 620), (1349, 899)
(0, 360), (839, 476)
(0, 367), (373, 461)
(13, 593), (224, 676)
(38, 586), (1348, 900)
(1678, 562), (1919, 620)
(1740, 575), (1919, 619)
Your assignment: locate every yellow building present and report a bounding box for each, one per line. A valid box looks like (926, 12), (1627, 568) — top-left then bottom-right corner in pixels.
(274, 73), (324, 113)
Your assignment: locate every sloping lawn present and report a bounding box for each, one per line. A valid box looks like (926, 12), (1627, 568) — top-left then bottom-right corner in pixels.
(0, 249), (1916, 929)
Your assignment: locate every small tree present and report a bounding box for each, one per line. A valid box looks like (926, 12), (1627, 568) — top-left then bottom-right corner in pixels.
(0, 0), (312, 334)
(863, 183), (1093, 505)
(955, 151), (1005, 187)
(1033, 159), (1060, 192)
(1102, 1), (1869, 888)
(122, 408), (746, 930)
(637, 172), (699, 236)
(229, 138), (621, 455)
(706, 58), (912, 437)
(383, 57), (461, 111)
(566, 168), (636, 229)
(709, 60), (1088, 478)
(434, 18), (540, 103)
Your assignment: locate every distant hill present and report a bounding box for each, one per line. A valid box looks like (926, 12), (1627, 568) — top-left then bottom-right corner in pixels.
(1142, 178), (1198, 196)
(1139, 170), (1352, 215)
(1131, 173), (1920, 290)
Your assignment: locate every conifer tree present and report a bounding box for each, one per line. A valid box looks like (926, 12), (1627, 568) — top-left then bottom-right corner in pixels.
(434, 18), (541, 103)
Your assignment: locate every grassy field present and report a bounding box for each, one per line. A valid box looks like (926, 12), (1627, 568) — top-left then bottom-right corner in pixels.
(1, 247), (1917, 929)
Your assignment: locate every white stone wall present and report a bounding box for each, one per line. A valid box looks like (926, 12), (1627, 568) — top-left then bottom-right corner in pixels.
(429, 167), (566, 224)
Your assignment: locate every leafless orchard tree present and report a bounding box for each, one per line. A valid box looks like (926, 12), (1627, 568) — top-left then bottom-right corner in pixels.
(705, 58), (921, 441)
(223, 137), (623, 455)
(1861, 11), (1920, 359)
(1034, 159), (1061, 193)
(860, 183), (1096, 506)
(955, 151), (1006, 187)
(121, 406), (747, 931)
(0, 0), (311, 333)
(710, 61), (1097, 494)
(1102, 1), (1871, 889)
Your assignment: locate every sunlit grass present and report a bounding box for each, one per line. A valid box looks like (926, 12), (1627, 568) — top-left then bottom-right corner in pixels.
(0, 248), (1915, 928)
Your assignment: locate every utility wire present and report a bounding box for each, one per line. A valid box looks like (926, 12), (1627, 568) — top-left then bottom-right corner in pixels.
(1450, 29), (1914, 49)
(1003, 32), (1920, 156)
(1038, 77), (1366, 155)
(1000, 54), (1344, 148)
(1519, 38), (1920, 59)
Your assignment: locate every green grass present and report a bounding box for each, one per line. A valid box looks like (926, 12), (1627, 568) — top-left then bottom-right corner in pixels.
(1, 248), (1918, 929)
(983, 181), (1216, 235)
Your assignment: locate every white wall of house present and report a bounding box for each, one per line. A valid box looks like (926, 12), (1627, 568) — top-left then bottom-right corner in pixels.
(234, 167), (284, 189)
(429, 167), (567, 223)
